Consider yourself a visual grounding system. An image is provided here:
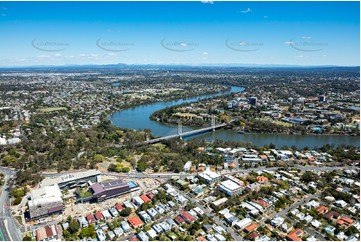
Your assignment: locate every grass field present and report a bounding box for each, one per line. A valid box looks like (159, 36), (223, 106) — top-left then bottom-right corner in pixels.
(40, 107), (67, 112)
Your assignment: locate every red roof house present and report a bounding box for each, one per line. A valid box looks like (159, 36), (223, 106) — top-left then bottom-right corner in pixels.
(140, 194), (151, 203)
(86, 214), (95, 223)
(128, 216), (144, 228)
(94, 211), (104, 220)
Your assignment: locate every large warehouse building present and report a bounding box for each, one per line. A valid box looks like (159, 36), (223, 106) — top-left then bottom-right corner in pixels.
(90, 180), (140, 202)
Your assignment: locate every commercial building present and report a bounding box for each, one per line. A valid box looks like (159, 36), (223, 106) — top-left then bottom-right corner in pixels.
(198, 170), (221, 184)
(40, 170), (101, 190)
(90, 180), (140, 202)
(28, 184), (63, 219)
(218, 180), (243, 196)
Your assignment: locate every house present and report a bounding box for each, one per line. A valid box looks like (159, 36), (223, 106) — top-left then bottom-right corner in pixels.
(132, 196), (144, 206)
(121, 221), (131, 233)
(324, 225), (336, 235)
(167, 201), (176, 208)
(140, 194), (151, 203)
(96, 229), (106, 241)
(234, 218), (252, 230)
(244, 223), (258, 233)
(108, 207), (118, 217)
(202, 223), (213, 233)
(146, 208), (158, 219)
(248, 232), (260, 241)
(334, 200), (348, 208)
(281, 222), (293, 233)
(270, 216), (284, 227)
(256, 176), (269, 183)
(113, 227), (124, 236)
(128, 216), (144, 229)
(316, 205), (329, 214)
(181, 211), (195, 223)
(305, 200), (320, 209)
(303, 215), (313, 223)
(35, 225), (59, 241)
(146, 192), (154, 200)
(108, 231), (115, 240)
(138, 211), (152, 223)
(254, 199), (270, 208)
(167, 219), (176, 227)
(287, 228), (304, 241)
(94, 211), (104, 220)
(115, 203), (124, 212)
(86, 214), (95, 224)
(160, 221), (171, 232)
(137, 231), (149, 241)
(337, 216), (354, 227)
(146, 229), (157, 239)
(62, 222), (69, 230)
(324, 210), (341, 220)
(78, 217), (88, 228)
(152, 224), (163, 234)
(101, 210), (112, 220)
(174, 215), (185, 225)
(246, 182), (261, 192)
(214, 233), (226, 241)
(310, 219), (321, 229)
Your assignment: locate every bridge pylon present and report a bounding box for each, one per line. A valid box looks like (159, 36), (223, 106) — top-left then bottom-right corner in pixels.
(177, 120), (182, 135)
(211, 114), (216, 131)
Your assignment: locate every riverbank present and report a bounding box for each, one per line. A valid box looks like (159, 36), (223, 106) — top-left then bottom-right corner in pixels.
(109, 86), (360, 148)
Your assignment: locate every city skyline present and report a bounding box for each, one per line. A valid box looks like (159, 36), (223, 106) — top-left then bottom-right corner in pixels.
(0, 1), (360, 67)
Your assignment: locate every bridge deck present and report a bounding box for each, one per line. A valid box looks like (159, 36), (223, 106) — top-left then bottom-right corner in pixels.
(136, 123), (226, 145)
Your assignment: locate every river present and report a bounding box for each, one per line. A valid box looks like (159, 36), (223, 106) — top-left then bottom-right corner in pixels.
(109, 86), (360, 148)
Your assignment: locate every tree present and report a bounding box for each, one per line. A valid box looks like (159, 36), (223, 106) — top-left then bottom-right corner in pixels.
(137, 161), (147, 172)
(68, 221), (80, 234)
(22, 236), (32, 241)
(2, 155), (16, 165)
(301, 171), (317, 183)
(119, 207), (132, 217)
(94, 154), (105, 163)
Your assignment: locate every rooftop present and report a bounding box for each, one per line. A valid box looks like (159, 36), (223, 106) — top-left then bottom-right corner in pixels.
(29, 184), (62, 207)
(40, 170), (100, 187)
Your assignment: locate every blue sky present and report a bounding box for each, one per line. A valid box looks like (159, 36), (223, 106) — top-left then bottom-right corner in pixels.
(0, 1), (359, 66)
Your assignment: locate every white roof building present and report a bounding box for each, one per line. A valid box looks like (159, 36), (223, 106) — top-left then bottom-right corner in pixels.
(28, 184), (63, 219)
(218, 180), (242, 196)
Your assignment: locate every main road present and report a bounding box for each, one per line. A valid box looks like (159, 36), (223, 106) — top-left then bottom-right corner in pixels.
(0, 174), (22, 241)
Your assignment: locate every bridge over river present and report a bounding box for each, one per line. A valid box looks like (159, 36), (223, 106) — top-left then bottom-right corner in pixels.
(135, 115), (226, 146)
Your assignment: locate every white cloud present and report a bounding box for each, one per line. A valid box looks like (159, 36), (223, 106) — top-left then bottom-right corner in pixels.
(202, 52), (208, 55)
(301, 36), (312, 39)
(54, 53), (62, 57)
(37, 55), (50, 58)
(201, 1), (214, 4)
(241, 8), (252, 13)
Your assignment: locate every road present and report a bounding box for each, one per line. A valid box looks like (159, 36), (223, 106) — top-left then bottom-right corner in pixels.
(173, 186), (243, 241)
(258, 191), (326, 241)
(0, 174), (22, 241)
